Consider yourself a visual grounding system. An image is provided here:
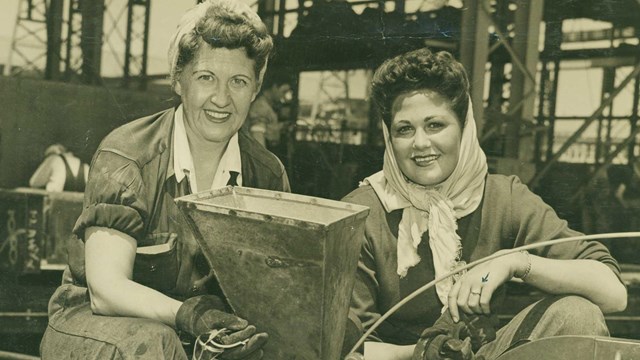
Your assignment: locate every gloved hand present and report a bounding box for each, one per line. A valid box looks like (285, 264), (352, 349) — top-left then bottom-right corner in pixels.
(412, 310), (496, 360)
(175, 295), (268, 359)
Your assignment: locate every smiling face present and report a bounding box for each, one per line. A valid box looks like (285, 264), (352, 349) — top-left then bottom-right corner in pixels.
(390, 90), (462, 187)
(174, 45), (259, 144)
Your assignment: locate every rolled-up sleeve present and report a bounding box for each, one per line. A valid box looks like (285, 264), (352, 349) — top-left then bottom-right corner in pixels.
(73, 150), (149, 242)
(509, 176), (623, 283)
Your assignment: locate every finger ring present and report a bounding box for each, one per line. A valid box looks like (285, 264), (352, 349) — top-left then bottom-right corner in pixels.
(470, 290), (481, 295)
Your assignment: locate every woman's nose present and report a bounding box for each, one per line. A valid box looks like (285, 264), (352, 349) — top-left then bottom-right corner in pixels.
(413, 128), (431, 149)
(210, 83), (231, 107)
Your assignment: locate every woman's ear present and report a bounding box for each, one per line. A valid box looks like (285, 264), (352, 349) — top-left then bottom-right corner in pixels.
(251, 84), (261, 102)
(173, 80), (183, 96)
(253, 62), (268, 101)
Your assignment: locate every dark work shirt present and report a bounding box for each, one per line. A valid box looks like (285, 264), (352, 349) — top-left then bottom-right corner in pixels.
(67, 108), (290, 299)
(342, 174), (622, 345)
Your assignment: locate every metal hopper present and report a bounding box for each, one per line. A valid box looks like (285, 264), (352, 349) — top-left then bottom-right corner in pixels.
(176, 186), (369, 360)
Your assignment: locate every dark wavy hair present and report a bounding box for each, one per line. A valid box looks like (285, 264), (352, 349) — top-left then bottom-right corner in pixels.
(170, 0), (273, 85)
(370, 48), (470, 128)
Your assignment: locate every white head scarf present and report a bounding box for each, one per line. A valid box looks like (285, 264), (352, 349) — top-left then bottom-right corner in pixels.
(363, 98), (487, 309)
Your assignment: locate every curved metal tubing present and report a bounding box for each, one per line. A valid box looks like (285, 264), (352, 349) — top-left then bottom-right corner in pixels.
(349, 231), (640, 354)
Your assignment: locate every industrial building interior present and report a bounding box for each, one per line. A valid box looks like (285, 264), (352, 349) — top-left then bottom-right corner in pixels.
(0, 0), (639, 358)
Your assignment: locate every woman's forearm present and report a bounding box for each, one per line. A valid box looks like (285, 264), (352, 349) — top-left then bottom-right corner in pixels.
(85, 226), (182, 327)
(89, 278), (182, 327)
(523, 255), (627, 313)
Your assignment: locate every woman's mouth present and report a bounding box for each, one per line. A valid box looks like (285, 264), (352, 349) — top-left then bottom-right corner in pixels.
(412, 154), (439, 166)
(204, 110), (231, 122)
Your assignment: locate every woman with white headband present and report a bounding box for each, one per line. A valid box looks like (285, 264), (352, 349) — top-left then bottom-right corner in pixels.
(341, 48), (627, 360)
(40, 1), (288, 359)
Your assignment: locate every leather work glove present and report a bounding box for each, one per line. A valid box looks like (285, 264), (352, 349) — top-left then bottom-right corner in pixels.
(175, 295), (268, 359)
(412, 310), (497, 360)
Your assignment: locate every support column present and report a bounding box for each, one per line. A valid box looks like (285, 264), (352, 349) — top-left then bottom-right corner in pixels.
(123, 0), (151, 90)
(629, 66), (640, 163)
(80, 0), (105, 85)
(543, 20), (563, 165)
(504, 0), (544, 160)
(597, 67), (616, 163)
(45, 0), (64, 80)
(460, 0), (491, 138)
(259, 0), (277, 35)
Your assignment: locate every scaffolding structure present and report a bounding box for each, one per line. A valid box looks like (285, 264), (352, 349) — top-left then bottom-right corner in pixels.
(6, 0), (151, 88)
(5, 0), (640, 190)
(4, 0), (50, 77)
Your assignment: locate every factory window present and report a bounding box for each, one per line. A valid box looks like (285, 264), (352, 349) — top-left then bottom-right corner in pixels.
(552, 62), (638, 164)
(295, 69), (372, 145)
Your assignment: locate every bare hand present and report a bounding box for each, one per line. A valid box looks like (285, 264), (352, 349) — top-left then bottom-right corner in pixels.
(447, 250), (524, 322)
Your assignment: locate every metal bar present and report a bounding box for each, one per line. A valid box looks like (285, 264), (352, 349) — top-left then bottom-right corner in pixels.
(486, 0), (508, 116)
(530, 61), (640, 188)
(503, 0), (543, 159)
(64, 0), (79, 80)
(480, 2), (536, 85)
(0, 351), (40, 360)
(544, 65), (561, 162)
(45, 0), (64, 80)
(534, 60), (549, 164)
(628, 65), (640, 163)
(139, 0), (151, 90)
(550, 115), (634, 120)
(277, 0), (286, 37)
(0, 312), (48, 317)
(123, 0), (134, 87)
(596, 67), (615, 163)
(460, 0), (491, 138)
(259, 0), (276, 34)
(349, 231), (640, 354)
(80, 0), (105, 85)
(604, 68), (615, 162)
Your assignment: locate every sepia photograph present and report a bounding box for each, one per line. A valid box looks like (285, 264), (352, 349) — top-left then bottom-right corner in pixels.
(0, 0), (639, 359)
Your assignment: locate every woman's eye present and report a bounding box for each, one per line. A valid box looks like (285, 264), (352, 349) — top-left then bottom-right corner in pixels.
(427, 121), (444, 130)
(197, 74), (214, 81)
(230, 78), (248, 89)
(395, 126), (414, 135)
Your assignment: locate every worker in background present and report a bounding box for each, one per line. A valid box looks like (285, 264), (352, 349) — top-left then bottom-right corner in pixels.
(40, 1), (289, 358)
(612, 159), (640, 263)
(581, 165), (615, 235)
(243, 71), (293, 151)
(29, 143), (89, 192)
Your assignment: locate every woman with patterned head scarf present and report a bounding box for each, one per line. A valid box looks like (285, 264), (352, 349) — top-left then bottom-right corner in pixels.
(342, 48), (626, 360)
(40, 1), (289, 359)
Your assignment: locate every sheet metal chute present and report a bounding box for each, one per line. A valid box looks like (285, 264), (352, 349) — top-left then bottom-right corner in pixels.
(176, 186), (369, 360)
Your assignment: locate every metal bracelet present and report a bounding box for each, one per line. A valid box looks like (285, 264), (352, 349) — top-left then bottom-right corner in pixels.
(516, 250), (532, 280)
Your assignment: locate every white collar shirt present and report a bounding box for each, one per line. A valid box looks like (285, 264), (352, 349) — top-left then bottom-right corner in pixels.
(173, 104), (242, 193)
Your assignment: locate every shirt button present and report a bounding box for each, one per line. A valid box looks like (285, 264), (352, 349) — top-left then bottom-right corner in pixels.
(149, 265), (156, 272)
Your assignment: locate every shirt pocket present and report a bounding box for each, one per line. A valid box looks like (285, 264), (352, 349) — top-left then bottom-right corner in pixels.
(133, 233), (178, 293)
